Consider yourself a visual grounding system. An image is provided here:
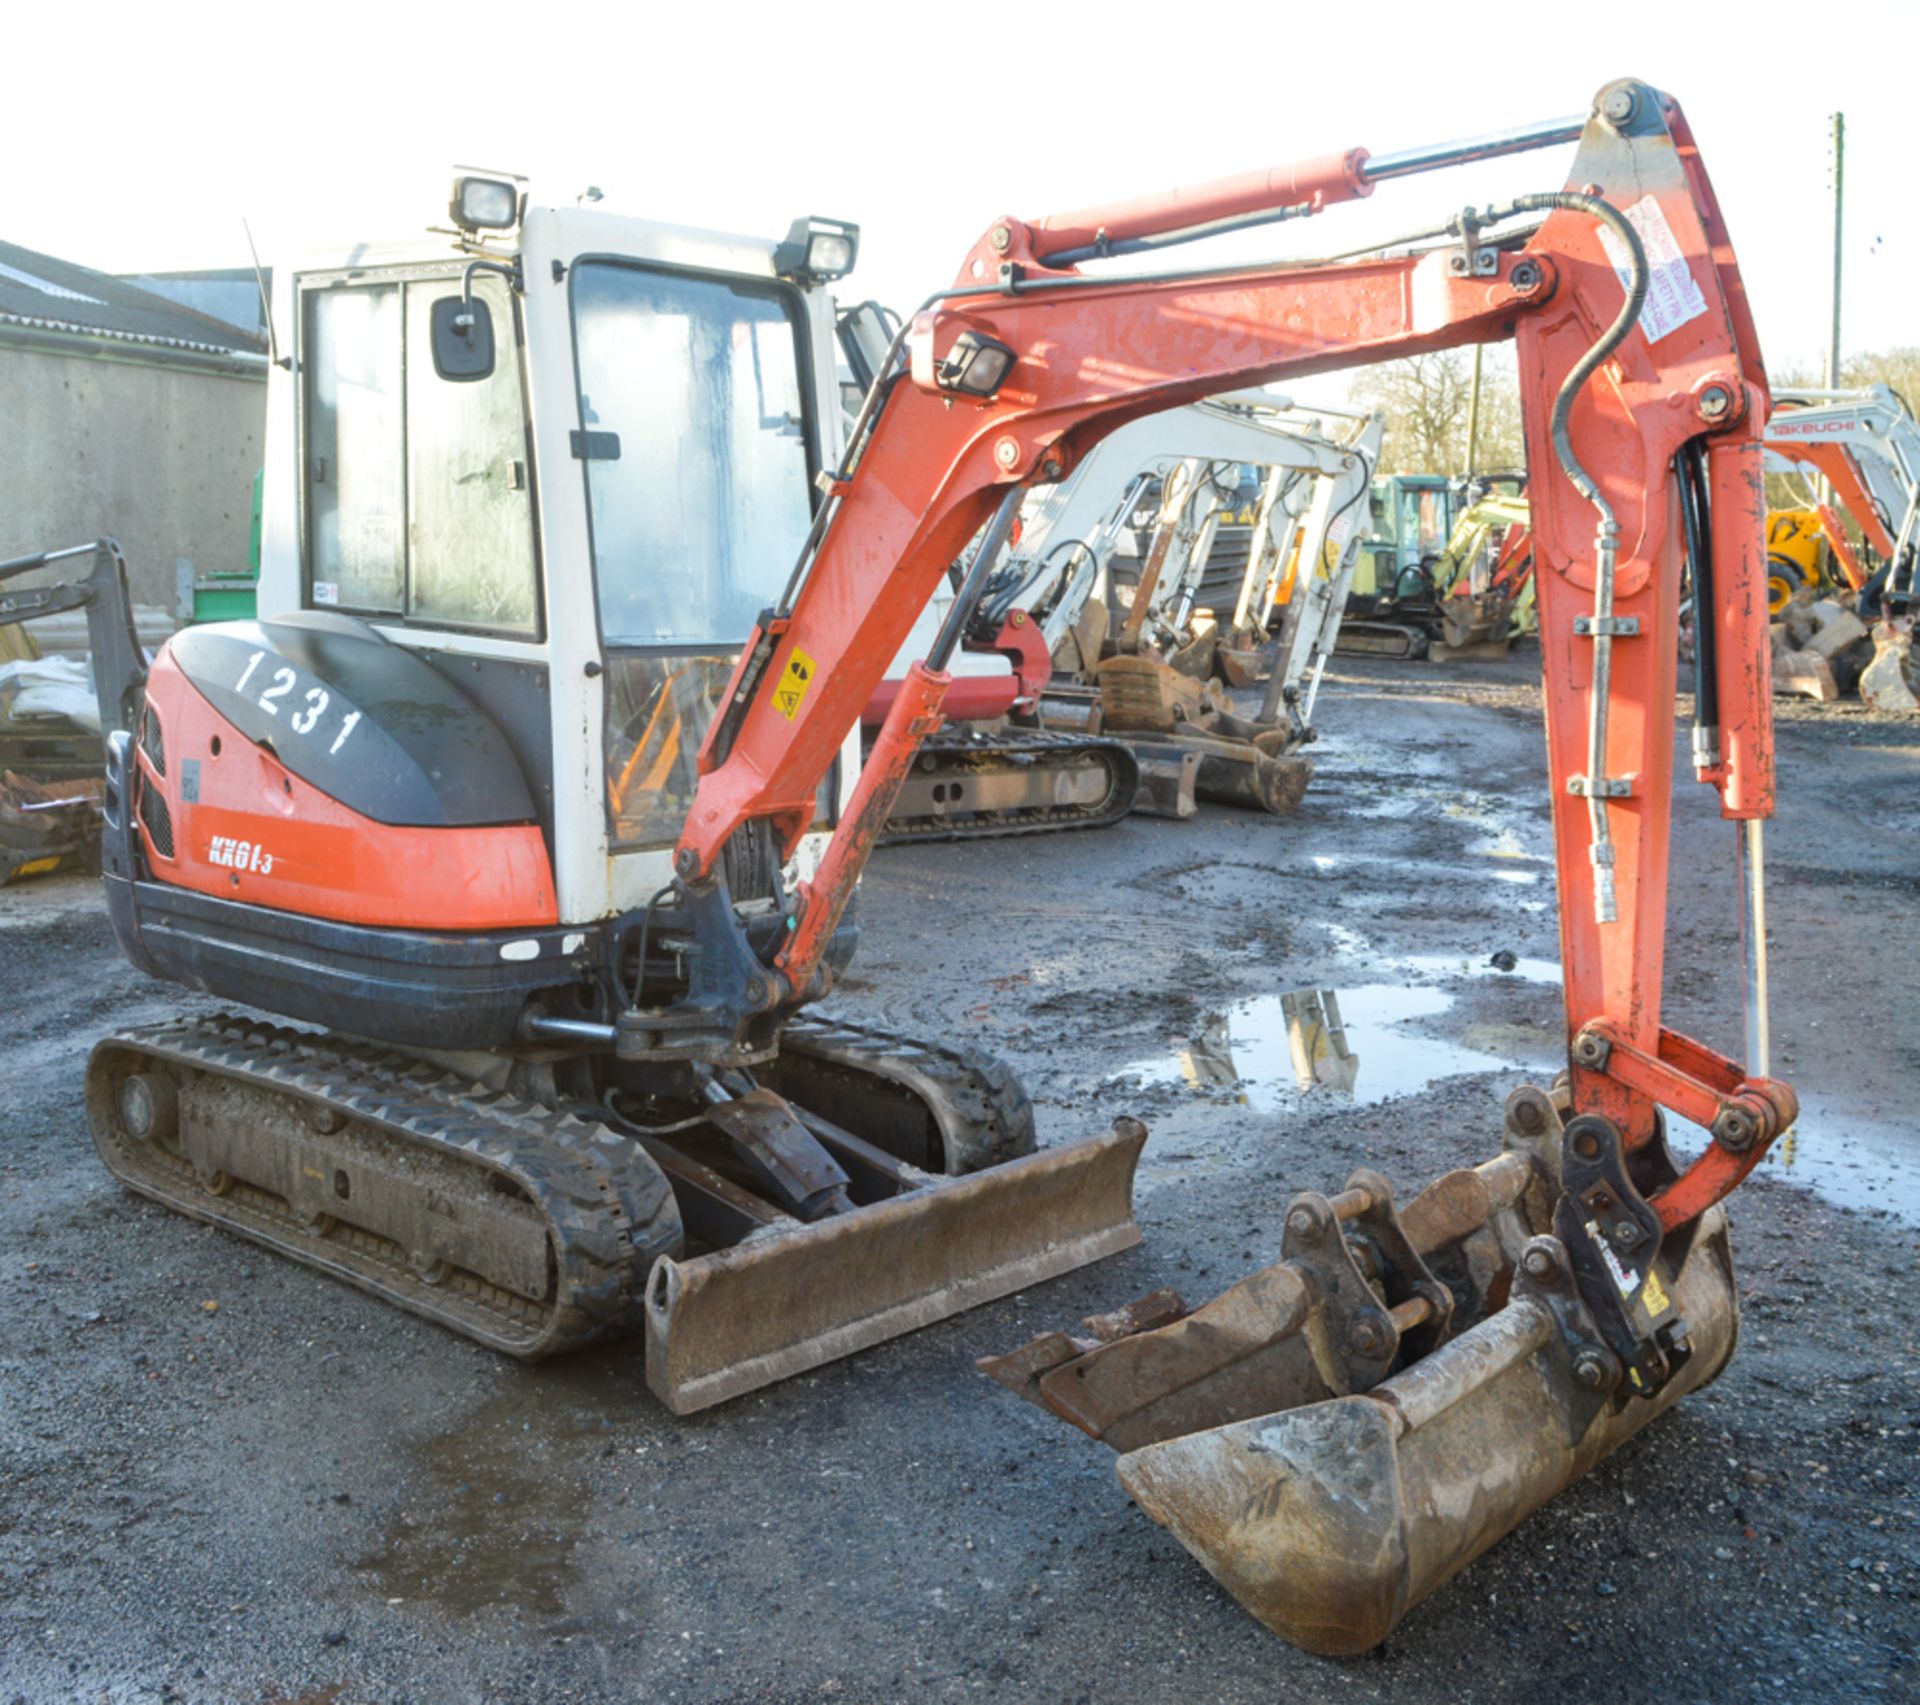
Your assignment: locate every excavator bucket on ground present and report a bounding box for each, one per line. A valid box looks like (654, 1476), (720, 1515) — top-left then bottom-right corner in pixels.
(981, 1088), (1744, 1654)
(1433, 588), (1525, 661)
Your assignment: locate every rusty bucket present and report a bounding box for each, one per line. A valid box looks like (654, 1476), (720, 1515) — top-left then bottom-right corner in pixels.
(981, 1089), (1743, 1654)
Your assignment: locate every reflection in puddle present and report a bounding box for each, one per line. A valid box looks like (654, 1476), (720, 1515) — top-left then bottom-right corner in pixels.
(1116, 984), (1522, 1111)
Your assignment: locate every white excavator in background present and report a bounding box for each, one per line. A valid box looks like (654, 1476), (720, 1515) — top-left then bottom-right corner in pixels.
(1764, 386), (1920, 706)
(1765, 384), (1920, 611)
(871, 397), (1381, 834)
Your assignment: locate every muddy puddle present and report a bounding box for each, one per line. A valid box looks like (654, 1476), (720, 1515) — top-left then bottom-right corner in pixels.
(1110, 982), (1539, 1113)
(1307, 850), (1544, 887)
(353, 1379), (612, 1618)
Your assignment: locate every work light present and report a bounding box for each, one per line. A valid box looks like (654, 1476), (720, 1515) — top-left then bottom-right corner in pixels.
(774, 217), (860, 284)
(936, 330), (1017, 399)
(450, 176), (520, 233)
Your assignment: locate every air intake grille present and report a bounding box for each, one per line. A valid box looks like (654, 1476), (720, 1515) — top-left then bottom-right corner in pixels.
(138, 777), (174, 859)
(139, 709), (166, 777)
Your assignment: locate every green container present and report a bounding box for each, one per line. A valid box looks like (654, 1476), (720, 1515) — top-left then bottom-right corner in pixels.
(191, 580), (259, 621)
(190, 468), (264, 623)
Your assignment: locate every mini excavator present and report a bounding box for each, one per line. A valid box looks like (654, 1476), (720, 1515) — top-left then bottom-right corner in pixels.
(2, 200), (1152, 1417)
(16, 82), (1791, 1650)
(871, 397), (1380, 833)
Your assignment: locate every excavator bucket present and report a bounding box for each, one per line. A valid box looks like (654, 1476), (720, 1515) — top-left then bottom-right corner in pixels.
(647, 1119), (1146, 1412)
(981, 1090), (1743, 1654)
(1432, 590), (1520, 662)
(1095, 654), (1314, 816)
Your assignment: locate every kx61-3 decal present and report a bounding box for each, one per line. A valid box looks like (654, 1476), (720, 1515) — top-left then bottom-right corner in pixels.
(208, 835), (277, 874)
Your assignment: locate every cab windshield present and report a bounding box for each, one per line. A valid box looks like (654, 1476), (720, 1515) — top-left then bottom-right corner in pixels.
(571, 262), (813, 646)
(570, 260), (818, 847)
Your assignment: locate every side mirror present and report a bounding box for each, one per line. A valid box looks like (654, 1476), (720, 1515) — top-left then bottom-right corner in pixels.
(431, 295), (495, 382)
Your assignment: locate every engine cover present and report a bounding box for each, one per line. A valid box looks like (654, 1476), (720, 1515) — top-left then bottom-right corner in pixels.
(135, 613), (556, 931)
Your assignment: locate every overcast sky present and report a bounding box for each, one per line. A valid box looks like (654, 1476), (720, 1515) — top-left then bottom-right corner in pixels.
(12, 1), (1911, 384)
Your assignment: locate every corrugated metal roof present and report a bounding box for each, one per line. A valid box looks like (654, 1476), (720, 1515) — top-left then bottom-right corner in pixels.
(0, 240), (268, 361)
(120, 269), (271, 338)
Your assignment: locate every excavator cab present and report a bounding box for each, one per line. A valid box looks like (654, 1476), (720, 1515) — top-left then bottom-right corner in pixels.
(265, 200), (849, 920)
(34, 183), (1145, 1412)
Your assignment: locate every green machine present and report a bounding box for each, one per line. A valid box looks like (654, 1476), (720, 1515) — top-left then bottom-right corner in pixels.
(187, 468), (263, 621)
(1337, 473), (1462, 655)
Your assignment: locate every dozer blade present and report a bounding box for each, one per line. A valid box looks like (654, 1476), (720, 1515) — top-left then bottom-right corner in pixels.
(646, 1118), (1147, 1413)
(1117, 1210), (1736, 1656)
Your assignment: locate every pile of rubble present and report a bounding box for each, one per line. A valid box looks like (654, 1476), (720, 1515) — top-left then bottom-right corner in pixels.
(0, 647), (105, 884)
(1771, 589), (1920, 711)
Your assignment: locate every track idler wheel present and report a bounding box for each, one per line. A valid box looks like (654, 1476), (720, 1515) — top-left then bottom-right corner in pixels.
(118, 1071), (180, 1150)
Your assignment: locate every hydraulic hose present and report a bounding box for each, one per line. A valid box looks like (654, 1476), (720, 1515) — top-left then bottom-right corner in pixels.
(928, 486), (1028, 671)
(1490, 191), (1649, 923)
(1677, 438), (1719, 775)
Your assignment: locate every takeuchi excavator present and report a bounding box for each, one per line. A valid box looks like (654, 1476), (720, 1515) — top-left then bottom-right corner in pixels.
(1765, 383), (1920, 612)
(11, 81), (1788, 1652)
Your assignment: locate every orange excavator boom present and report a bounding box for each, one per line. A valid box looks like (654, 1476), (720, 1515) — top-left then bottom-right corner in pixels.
(656, 78), (1790, 1235)
(636, 78), (1801, 1651)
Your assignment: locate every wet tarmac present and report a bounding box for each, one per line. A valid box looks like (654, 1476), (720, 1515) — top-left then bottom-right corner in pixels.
(2, 656), (1917, 1703)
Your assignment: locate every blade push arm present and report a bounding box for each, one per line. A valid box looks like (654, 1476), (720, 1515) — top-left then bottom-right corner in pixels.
(667, 80), (1792, 1230)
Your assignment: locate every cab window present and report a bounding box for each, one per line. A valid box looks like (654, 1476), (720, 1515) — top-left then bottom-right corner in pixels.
(302, 274), (538, 633)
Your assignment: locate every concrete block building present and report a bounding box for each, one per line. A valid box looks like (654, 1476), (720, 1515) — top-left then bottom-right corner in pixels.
(0, 241), (268, 613)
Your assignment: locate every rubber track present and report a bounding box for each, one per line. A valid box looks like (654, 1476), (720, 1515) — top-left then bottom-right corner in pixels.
(88, 1013), (680, 1359)
(1334, 620), (1430, 660)
(878, 729), (1139, 846)
(782, 1012), (1036, 1175)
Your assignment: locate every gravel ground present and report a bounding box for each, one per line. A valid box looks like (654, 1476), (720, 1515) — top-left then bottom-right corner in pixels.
(2, 652), (1916, 1703)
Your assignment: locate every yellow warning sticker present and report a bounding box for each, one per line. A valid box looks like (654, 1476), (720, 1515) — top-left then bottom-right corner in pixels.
(774, 647), (817, 721)
(1640, 1267), (1670, 1317)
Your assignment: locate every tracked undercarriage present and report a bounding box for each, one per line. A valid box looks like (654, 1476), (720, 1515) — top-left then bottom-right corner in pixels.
(877, 727), (1139, 844)
(90, 1009), (1144, 1411)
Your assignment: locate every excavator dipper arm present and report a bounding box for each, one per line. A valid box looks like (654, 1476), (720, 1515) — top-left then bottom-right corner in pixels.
(664, 79), (1794, 1237)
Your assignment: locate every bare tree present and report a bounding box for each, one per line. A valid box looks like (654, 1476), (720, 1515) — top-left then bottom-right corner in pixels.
(1349, 349), (1525, 478)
